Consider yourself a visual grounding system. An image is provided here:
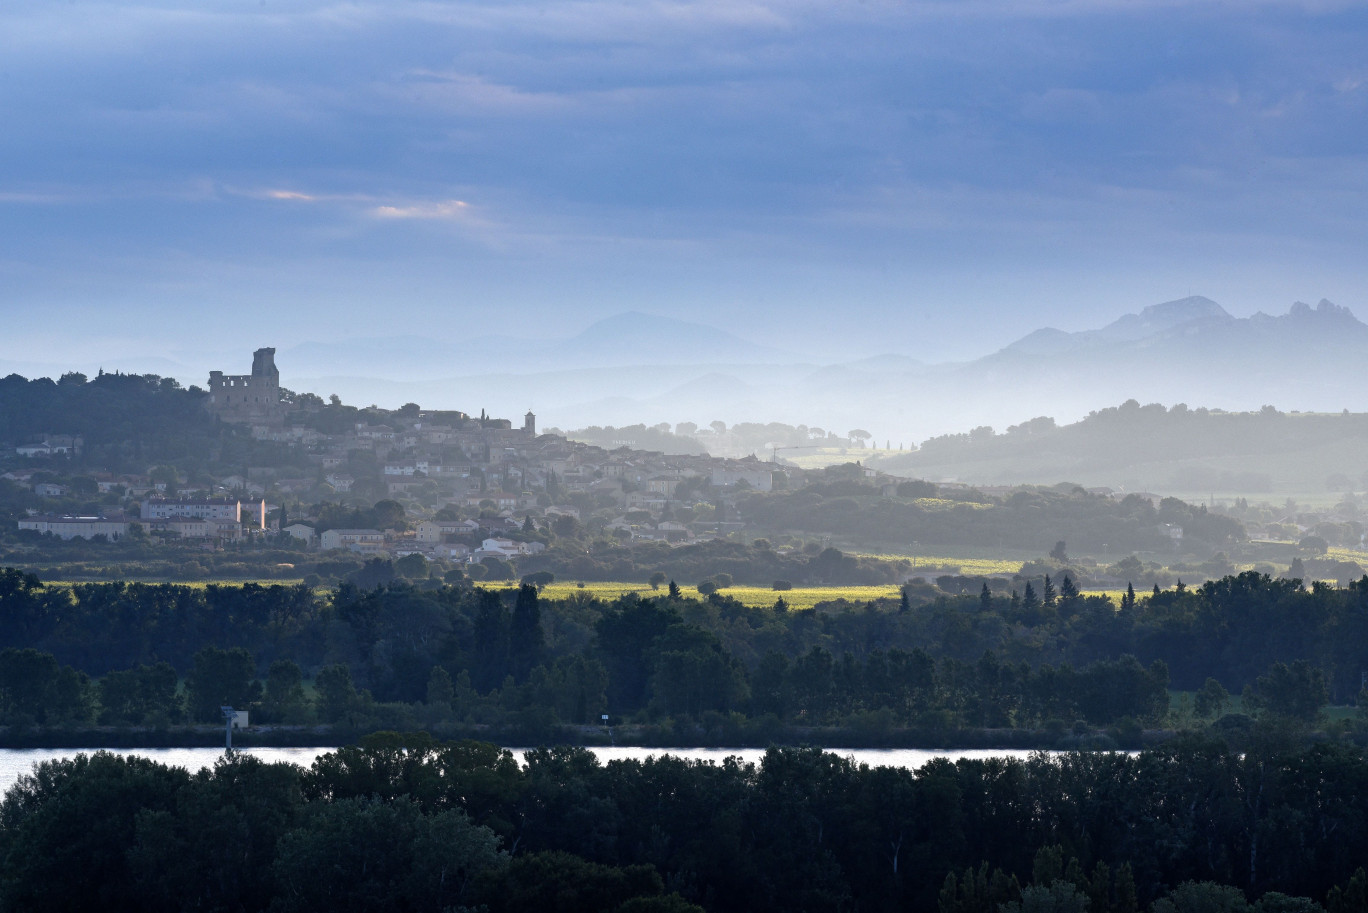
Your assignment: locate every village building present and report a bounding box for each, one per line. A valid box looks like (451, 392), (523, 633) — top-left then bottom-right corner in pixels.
(142, 497), (267, 530)
(18, 515), (129, 540)
(319, 528), (387, 554)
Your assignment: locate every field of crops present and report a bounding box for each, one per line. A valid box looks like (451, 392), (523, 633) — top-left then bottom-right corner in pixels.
(1326, 546), (1368, 564)
(850, 553), (1025, 576)
(483, 580), (903, 610)
(39, 576), (1134, 610)
(42, 578), (308, 589)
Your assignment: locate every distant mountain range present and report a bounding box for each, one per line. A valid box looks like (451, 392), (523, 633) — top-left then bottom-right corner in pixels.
(280, 311), (800, 382)
(996, 296), (1365, 360)
(11, 296), (1368, 444)
(275, 295), (1368, 441)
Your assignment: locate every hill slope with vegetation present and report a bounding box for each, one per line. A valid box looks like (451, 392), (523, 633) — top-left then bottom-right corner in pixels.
(868, 400), (1368, 498)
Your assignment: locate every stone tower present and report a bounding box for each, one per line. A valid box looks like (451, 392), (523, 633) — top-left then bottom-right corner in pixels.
(208, 348), (286, 425)
(251, 347), (279, 381)
(524, 410), (536, 436)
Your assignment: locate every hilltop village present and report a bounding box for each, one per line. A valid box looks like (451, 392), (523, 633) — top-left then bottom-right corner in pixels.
(7, 348), (1345, 591)
(4, 349), (802, 565)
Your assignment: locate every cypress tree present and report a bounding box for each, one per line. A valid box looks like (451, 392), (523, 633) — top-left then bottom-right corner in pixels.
(471, 590), (509, 692)
(510, 584), (545, 681)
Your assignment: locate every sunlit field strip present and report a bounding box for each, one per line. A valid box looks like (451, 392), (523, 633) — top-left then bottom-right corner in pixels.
(482, 581), (904, 610)
(41, 579), (308, 589)
(850, 554), (1024, 576)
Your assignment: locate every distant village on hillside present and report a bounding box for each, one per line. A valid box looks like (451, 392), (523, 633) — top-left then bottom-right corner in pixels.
(5, 348), (803, 562)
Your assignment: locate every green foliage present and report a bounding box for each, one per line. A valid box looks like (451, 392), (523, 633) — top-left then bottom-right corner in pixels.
(479, 850), (664, 913)
(0, 372), (217, 475)
(393, 552), (428, 579)
(1327, 868), (1368, 913)
(1244, 660), (1329, 722)
(273, 797), (504, 913)
(738, 481), (1243, 555)
(184, 646), (261, 723)
(1, 738), (1366, 913)
(0, 647), (91, 724)
(1195, 678), (1231, 719)
(520, 538), (910, 587)
(1152, 882), (1252, 913)
(0, 752), (191, 911)
(426, 665), (455, 707)
(98, 662), (180, 725)
(314, 664), (361, 724)
(5, 566), (1368, 740)
(262, 659), (308, 724)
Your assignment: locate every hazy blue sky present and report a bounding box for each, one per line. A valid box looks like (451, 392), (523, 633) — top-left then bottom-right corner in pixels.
(3, 0), (1367, 372)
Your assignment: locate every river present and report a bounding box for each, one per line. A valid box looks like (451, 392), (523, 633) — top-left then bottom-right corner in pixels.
(0, 746), (1045, 795)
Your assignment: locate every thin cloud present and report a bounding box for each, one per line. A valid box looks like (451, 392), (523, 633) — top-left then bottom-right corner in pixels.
(372, 200), (472, 220)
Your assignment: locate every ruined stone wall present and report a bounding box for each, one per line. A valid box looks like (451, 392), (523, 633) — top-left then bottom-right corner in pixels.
(207, 347), (286, 424)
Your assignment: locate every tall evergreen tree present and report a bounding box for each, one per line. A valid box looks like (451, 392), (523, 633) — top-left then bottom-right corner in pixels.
(510, 584), (545, 681)
(471, 590), (509, 693)
(1056, 577), (1077, 613)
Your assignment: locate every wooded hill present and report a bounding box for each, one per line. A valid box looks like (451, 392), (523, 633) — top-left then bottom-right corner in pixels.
(869, 401), (1368, 498)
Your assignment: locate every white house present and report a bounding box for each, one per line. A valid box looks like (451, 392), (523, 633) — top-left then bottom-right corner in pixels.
(319, 528), (387, 554)
(472, 537), (545, 560)
(18, 515), (129, 540)
(415, 519), (478, 543)
(283, 523), (316, 544)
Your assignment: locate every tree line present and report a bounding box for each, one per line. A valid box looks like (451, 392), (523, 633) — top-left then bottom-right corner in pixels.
(3, 567), (1367, 739)
(7, 735), (1368, 912)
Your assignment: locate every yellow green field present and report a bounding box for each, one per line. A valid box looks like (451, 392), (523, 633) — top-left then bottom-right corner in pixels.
(41, 579), (307, 589)
(851, 553), (1025, 576)
(482, 580), (903, 609)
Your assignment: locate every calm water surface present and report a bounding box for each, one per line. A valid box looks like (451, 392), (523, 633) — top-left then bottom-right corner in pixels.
(0, 746), (1045, 795)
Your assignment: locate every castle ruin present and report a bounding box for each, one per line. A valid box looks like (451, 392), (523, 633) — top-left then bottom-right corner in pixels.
(208, 348), (286, 425)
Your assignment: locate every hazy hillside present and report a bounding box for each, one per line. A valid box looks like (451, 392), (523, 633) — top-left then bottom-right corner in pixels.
(867, 400), (1368, 500)
(274, 297), (1368, 444)
(29, 296), (1368, 449)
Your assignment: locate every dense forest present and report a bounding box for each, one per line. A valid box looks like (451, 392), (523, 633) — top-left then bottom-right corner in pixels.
(0, 567), (1364, 743)
(7, 735), (1368, 912)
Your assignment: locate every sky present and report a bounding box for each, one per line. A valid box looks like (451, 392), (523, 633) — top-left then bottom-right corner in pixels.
(2, 0), (1368, 377)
